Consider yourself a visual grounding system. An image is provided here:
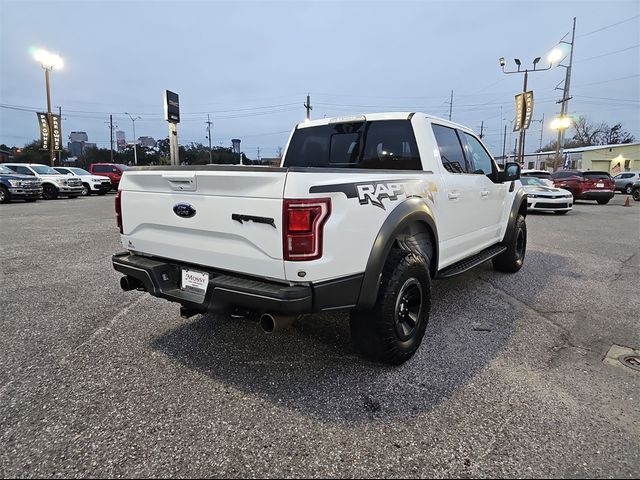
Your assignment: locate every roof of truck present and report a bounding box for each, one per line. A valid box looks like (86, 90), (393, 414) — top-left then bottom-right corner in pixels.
(296, 112), (473, 133)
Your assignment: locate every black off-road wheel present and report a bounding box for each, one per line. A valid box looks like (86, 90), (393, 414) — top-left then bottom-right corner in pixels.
(42, 184), (58, 200)
(597, 198), (610, 205)
(0, 186), (9, 204)
(493, 214), (527, 273)
(350, 250), (431, 365)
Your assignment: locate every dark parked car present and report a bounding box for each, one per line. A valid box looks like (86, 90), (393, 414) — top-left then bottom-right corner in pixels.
(0, 164), (42, 203)
(632, 180), (640, 202)
(551, 170), (615, 204)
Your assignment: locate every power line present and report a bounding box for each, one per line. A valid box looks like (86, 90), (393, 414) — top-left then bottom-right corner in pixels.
(577, 14), (640, 38)
(575, 43), (640, 63)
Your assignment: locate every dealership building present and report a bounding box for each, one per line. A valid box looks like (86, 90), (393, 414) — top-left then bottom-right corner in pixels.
(523, 142), (640, 172)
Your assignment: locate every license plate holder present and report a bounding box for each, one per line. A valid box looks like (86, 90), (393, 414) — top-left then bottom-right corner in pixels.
(596, 182), (604, 188)
(181, 269), (209, 295)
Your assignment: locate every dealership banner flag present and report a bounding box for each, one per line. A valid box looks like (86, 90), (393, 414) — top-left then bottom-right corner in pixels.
(37, 112), (50, 150)
(36, 112), (62, 151)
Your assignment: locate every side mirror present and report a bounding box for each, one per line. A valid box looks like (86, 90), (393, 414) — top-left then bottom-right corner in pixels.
(503, 162), (521, 182)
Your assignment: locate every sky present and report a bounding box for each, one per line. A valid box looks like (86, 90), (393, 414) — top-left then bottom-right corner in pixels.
(1, 0), (638, 159)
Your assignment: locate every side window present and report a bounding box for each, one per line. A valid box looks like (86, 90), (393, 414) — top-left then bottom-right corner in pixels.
(15, 166), (34, 175)
(94, 165), (107, 173)
(360, 121), (421, 170)
(431, 124), (468, 173)
(463, 133), (495, 176)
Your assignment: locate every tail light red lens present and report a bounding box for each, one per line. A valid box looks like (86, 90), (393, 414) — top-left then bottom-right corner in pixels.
(283, 198), (331, 261)
(115, 190), (123, 234)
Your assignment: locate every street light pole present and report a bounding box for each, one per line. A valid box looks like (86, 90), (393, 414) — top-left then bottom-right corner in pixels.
(43, 68), (54, 166)
(125, 112), (141, 165)
(499, 54), (555, 164)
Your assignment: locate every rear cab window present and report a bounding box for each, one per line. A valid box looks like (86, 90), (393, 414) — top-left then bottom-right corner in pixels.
(283, 120), (422, 170)
(583, 171), (611, 180)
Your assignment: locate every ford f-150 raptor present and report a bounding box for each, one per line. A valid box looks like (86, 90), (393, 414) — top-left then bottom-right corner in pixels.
(113, 112), (526, 364)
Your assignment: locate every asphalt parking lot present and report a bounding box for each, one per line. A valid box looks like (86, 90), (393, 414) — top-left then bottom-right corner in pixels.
(0, 193), (638, 478)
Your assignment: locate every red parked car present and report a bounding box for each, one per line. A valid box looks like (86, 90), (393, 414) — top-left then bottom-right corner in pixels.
(88, 163), (129, 190)
(551, 170), (615, 204)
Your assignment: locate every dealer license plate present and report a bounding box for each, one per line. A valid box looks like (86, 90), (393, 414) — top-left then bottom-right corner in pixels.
(181, 269), (209, 295)
(596, 182), (604, 188)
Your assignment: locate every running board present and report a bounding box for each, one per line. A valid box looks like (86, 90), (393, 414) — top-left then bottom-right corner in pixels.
(436, 245), (507, 279)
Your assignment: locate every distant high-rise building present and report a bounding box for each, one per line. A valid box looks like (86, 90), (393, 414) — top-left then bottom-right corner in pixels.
(231, 139), (241, 154)
(69, 131), (88, 142)
(137, 136), (156, 148)
(116, 130), (126, 151)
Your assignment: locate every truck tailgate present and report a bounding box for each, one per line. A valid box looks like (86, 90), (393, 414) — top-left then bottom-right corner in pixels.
(119, 167), (287, 279)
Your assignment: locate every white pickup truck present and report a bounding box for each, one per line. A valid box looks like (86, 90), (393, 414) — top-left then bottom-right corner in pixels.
(113, 112), (527, 364)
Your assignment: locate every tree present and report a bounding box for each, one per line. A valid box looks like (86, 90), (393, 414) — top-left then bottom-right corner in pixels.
(602, 123), (635, 145)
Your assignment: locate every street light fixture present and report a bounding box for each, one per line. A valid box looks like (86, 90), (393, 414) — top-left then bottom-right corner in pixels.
(499, 55), (554, 163)
(550, 116), (572, 131)
(32, 48), (63, 166)
(124, 112), (141, 166)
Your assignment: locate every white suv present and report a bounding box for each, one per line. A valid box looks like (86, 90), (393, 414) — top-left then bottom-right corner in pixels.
(3, 163), (83, 200)
(53, 167), (111, 196)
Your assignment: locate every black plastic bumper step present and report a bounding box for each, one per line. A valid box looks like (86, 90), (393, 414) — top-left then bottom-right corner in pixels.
(437, 244), (507, 279)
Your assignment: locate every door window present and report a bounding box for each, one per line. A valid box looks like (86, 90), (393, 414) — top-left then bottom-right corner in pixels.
(431, 124), (468, 173)
(463, 133), (495, 176)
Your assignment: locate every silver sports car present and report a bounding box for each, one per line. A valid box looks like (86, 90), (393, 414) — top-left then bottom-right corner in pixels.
(521, 177), (573, 215)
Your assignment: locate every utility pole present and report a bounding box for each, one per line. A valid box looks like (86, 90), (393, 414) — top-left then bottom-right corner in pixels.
(257, 147), (261, 163)
(304, 93), (312, 121)
(448, 90), (453, 121)
(479, 121), (484, 139)
(502, 124), (507, 164)
(109, 114), (114, 163)
(554, 17), (577, 170)
(58, 106), (62, 165)
(205, 114), (213, 164)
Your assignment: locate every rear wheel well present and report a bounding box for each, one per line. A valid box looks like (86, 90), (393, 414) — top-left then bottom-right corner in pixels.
(391, 221), (437, 278)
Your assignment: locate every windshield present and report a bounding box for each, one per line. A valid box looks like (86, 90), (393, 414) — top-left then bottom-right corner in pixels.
(70, 168), (90, 175)
(0, 165), (15, 174)
(117, 164), (129, 171)
(521, 177), (548, 186)
(32, 165), (60, 175)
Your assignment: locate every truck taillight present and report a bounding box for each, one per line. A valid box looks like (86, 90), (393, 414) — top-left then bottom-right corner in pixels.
(283, 198), (331, 261)
(115, 190), (123, 234)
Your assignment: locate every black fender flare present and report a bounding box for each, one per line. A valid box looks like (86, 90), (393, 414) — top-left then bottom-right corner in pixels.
(503, 188), (528, 243)
(356, 197), (438, 310)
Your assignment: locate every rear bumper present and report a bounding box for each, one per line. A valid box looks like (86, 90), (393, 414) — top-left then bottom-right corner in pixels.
(112, 252), (362, 315)
(577, 190), (614, 200)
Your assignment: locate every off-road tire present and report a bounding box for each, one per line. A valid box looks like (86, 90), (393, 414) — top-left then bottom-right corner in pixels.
(493, 214), (527, 273)
(42, 184), (58, 200)
(0, 186), (9, 204)
(350, 250), (431, 365)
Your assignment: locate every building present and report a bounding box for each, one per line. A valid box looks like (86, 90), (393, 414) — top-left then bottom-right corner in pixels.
(0, 148), (15, 163)
(67, 141), (97, 157)
(116, 130), (126, 151)
(522, 143), (640, 173)
(69, 131), (88, 142)
(137, 136), (156, 148)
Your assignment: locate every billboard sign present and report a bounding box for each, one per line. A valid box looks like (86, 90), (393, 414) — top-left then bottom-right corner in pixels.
(164, 90), (180, 123)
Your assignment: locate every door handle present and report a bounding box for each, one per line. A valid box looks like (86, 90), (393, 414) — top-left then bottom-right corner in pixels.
(448, 191), (460, 200)
(481, 190), (490, 197)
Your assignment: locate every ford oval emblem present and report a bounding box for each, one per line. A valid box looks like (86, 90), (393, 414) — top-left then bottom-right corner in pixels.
(173, 203), (196, 218)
